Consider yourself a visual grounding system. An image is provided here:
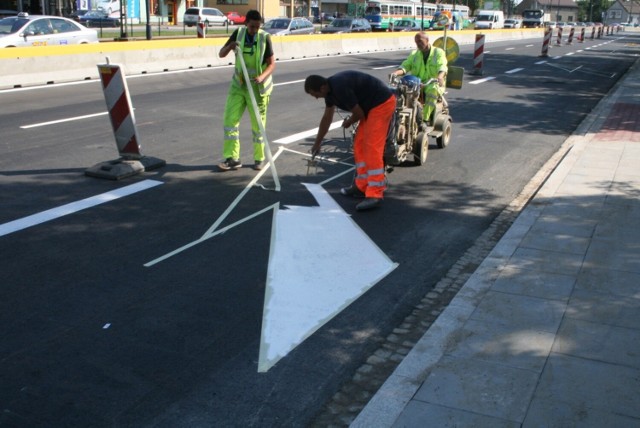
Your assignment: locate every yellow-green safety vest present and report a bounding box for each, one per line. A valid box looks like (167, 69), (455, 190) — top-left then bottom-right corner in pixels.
(232, 27), (273, 97)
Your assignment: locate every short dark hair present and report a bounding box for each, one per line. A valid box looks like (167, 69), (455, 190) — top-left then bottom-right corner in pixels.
(245, 9), (262, 22)
(304, 75), (327, 93)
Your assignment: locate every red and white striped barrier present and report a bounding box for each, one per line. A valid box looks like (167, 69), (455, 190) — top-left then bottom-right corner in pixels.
(470, 33), (485, 76)
(579, 27), (585, 43)
(567, 27), (574, 44)
(591, 26), (596, 39)
(86, 62), (165, 179)
(540, 28), (551, 57)
(197, 22), (206, 39)
(556, 27), (563, 46)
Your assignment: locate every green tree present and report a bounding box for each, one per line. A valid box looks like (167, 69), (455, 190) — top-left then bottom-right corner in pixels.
(577, 0), (615, 22)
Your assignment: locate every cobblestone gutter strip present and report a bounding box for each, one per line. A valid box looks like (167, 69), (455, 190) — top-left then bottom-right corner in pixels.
(309, 137), (577, 428)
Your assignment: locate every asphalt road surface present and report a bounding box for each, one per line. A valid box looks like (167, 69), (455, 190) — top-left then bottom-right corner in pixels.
(1, 33), (638, 427)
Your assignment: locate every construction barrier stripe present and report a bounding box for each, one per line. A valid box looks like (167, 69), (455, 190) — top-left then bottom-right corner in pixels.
(98, 63), (141, 158)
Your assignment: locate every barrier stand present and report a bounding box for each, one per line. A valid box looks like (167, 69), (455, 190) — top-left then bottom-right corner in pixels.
(598, 26), (603, 38)
(540, 28), (551, 57)
(567, 27), (574, 44)
(197, 22), (206, 38)
(470, 33), (485, 75)
(579, 27), (585, 42)
(86, 60), (166, 180)
(556, 27), (563, 46)
(591, 26), (595, 39)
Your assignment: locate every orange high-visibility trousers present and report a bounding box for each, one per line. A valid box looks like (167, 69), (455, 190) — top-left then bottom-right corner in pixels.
(353, 94), (396, 199)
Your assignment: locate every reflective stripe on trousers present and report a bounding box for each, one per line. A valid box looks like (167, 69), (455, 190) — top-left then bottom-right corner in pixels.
(222, 83), (269, 161)
(353, 94), (396, 199)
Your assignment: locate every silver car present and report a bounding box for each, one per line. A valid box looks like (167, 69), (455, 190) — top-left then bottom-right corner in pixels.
(0, 13), (98, 47)
(320, 17), (371, 33)
(263, 17), (315, 35)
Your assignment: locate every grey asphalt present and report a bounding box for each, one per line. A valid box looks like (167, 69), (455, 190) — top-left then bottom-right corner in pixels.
(352, 50), (640, 426)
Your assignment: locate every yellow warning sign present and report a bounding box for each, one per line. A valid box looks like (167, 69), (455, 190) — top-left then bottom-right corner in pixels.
(433, 36), (460, 64)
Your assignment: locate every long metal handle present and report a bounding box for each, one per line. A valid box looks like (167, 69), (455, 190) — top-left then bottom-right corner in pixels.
(235, 47), (281, 192)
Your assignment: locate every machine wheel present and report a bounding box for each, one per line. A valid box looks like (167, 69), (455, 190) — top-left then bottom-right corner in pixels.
(413, 132), (428, 165)
(434, 116), (452, 148)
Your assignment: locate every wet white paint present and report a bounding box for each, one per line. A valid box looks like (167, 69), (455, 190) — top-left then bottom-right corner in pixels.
(259, 183), (398, 372)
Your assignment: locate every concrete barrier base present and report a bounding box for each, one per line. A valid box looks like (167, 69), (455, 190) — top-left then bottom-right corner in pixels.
(85, 156), (166, 180)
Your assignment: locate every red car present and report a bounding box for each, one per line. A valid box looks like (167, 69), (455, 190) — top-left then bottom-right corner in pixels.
(226, 12), (245, 25)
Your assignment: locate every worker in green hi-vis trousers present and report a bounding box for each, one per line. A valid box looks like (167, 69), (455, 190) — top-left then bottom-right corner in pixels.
(217, 9), (275, 172)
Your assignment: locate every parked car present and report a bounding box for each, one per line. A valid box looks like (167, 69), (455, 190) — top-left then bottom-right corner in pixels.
(544, 21), (556, 29)
(503, 18), (521, 28)
(183, 7), (227, 27)
(320, 17), (371, 33)
(68, 9), (89, 22)
(392, 18), (421, 31)
(263, 17), (315, 35)
(0, 9), (18, 18)
(226, 11), (245, 25)
(78, 10), (120, 27)
(0, 13), (98, 47)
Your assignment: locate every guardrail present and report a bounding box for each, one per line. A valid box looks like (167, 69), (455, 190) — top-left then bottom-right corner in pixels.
(0, 29), (543, 90)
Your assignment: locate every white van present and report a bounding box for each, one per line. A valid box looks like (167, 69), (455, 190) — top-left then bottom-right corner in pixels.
(474, 10), (504, 29)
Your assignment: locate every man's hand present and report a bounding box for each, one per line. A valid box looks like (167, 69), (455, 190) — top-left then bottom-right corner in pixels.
(311, 141), (322, 158)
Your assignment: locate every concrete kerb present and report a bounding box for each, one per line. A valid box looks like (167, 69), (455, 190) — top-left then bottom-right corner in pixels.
(0, 29), (545, 90)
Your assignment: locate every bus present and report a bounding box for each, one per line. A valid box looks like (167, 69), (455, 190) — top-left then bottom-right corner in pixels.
(364, 0), (469, 31)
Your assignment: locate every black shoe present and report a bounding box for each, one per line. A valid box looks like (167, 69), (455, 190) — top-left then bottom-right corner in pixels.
(218, 158), (242, 171)
(253, 160), (265, 171)
(356, 198), (382, 211)
(340, 185), (365, 198)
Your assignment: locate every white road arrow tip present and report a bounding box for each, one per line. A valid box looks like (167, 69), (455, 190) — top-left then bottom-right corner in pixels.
(258, 184), (398, 372)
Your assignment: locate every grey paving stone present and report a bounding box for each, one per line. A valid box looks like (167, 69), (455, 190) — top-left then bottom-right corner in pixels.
(583, 237), (640, 273)
(532, 353), (640, 419)
(491, 266), (575, 301)
(575, 266), (640, 297)
(445, 318), (555, 372)
(528, 215), (598, 239)
(469, 290), (566, 333)
(552, 317), (640, 369)
(507, 247), (584, 276)
(520, 231), (591, 255)
(392, 400), (520, 428)
(524, 394), (640, 428)
(568, 287), (640, 330)
(413, 356), (539, 422)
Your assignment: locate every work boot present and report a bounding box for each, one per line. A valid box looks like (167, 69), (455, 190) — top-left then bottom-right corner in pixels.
(356, 198), (382, 211)
(253, 160), (265, 171)
(340, 185), (365, 198)
(218, 158), (242, 171)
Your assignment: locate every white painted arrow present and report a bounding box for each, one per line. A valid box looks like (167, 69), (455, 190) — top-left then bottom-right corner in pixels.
(259, 183), (398, 372)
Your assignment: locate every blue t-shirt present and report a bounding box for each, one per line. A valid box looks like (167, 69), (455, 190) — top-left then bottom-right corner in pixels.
(325, 71), (392, 116)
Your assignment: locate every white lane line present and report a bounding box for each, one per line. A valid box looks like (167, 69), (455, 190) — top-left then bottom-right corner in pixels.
(526, 44), (534, 47)
(273, 121), (343, 145)
(535, 60), (548, 64)
(505, 47), (515, 51)
(373, 65), (398, 70)
(505, 68), (524, 74)
(17, 78), (311, 130)
(0, 179), (163, 237)
(469, 76), (496, 85)
(20, 111), (108, 129)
